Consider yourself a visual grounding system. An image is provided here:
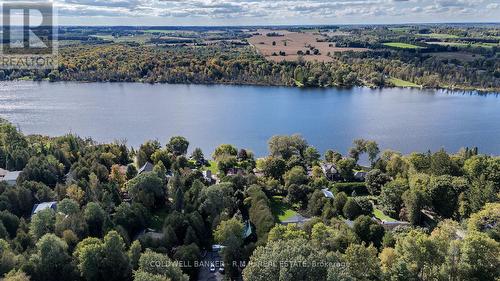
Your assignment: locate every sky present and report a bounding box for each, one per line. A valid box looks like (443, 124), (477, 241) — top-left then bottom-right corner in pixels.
(4, 0), (500, 26)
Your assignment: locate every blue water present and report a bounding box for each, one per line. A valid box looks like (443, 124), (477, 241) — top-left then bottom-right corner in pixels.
(0, 81), (499, 157)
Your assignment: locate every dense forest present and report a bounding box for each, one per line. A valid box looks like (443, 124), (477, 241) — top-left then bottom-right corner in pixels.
(1, 24), (499, 91)
(0, 43), (498, 91)
(0, 117), (499, 281)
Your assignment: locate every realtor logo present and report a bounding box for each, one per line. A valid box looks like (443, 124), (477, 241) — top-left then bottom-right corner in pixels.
(0, 1), (57, 69)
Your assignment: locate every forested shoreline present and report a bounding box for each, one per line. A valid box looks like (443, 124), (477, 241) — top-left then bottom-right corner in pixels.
(1, 44), (498, 92)
(0, 117), (499, 281)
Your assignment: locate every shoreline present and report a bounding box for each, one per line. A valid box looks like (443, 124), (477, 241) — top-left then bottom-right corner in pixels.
(2, 78), (499, 95)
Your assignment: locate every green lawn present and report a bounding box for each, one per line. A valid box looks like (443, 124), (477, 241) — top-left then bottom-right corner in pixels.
(205, 160), (218, 174)
(270, 196), (298, 222)
(388, 77), (421, 88)
(383, 42), (424, 49)
(373, 208), (396, 222)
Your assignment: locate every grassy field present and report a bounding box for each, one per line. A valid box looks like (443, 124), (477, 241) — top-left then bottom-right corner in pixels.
(373, 208), (397, 222)
(427, 41), (499, 48)
(388, 77), (421, 88)
(418, 33), (459, 39)
(270, 196), (298, 222)
(383, 42), (424, 49)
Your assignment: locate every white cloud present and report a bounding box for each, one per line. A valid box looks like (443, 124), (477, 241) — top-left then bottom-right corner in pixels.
(53, 0), (500, 24)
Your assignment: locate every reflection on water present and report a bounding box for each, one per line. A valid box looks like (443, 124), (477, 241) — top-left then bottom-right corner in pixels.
(0, 81), (499, 156)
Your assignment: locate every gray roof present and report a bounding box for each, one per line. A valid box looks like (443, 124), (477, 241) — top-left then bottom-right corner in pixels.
(321, 188), (334, 199)
(138, 162), (154, 174)
(3, 171), (21, 182)
(320, 163), (338, 174)
(281, 214), (311, 225)
(32, 201), (57, 215)
(0, 168), (7, 177)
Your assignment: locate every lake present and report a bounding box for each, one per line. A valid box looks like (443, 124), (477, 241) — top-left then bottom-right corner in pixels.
(1, 81), (499, 157)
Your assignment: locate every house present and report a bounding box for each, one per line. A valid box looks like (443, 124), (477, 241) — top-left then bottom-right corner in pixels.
(0, 168), (7, 179)
(202, 170), (215, 184)
(138, 162), (154, 174)
(378, 220), (410, 230)
(227, 167), (244, 176)
(281, 214), (311, 227)
(135, 228), (164, 241)
(354, 171), (367, 182)
(344, 219), (355, 228)
(2, 171), (21, 186)
(321, 188), (334, 199)
(252, 168), (264, 178)
(242, 220), (255, 240)
(31, 201), (57, 216)
(320, 163), (339, 181)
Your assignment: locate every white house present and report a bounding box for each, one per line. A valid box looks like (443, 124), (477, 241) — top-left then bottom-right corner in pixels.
(2, 171), (21, 186)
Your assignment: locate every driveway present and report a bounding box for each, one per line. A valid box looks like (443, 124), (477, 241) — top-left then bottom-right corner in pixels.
(197, 251), (224, 281)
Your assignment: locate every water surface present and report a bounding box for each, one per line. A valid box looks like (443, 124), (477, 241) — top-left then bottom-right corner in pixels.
(1, 81), (499, 156)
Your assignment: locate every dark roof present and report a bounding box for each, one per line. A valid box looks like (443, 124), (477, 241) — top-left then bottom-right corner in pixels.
(243, 221), (253, 239)
(31, 201), (57, 216)
(138, 162), (154, 174)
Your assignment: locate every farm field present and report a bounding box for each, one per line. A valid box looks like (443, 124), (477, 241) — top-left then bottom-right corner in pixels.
(426, 41), (499, 48)
(417, 33), (460, 39)
(247, 29), (369, 62)
(383, 42), (424, 49)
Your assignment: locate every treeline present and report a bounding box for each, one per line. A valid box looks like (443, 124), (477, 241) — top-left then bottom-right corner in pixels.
(0, 43), (498, 91)
(0, 118), (499, 281)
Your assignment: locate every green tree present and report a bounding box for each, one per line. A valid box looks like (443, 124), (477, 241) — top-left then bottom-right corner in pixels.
(343, 198), (362, 220)
(136, 249), (189, 281)
(459, 232), (500, 281)
(343, 243), (381, 280)
(190, 148), (204, 162)
(260, 156), (286, 180)
(18, 155), (64, 187)
(166, 136), (189, 156)
(129, 240), (142, 270)
(84, 202), (106, 237)
(352, 215), (385, 248)
(28, 234), (75, 281)
(467, 203), (500, 241)
(212, 144), (238, 161)
(126, 164), (138, 180)
(127, 172), (166, 209)
(365, 169), (390, 195)
(304, 146), (320, 166)
(324, 150), (342, 164)
(214, 217), (244, 246)
(333, 192), (348, 215)
(243, 238), (340, 281)
(268, 135), (308, 160)
(58, 198), (80, 215)
(379, 179), (408, 218)
(336, 158), (356, 181)
(283, 166), (307, 187)
(29, 209), (56, 240)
